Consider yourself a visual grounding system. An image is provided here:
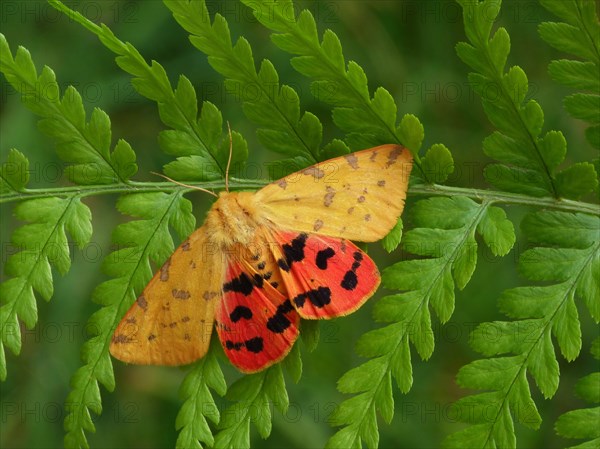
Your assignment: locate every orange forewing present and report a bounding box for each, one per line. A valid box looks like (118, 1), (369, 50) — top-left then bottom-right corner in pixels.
(110, 231), (222, 365)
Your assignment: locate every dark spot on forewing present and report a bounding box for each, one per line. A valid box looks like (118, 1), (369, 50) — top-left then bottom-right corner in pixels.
(136, 295), (148, 311)
(112, 334), (131, 344)
(160, 257), (171, 281)
(303, 167), (325, 179)
(203, 291), (218, 301)
(172, 289), (191, 300)
(386, 147), (402, 167)
(182, 240), (191, 251)
(323, 186), (335, 207)
(345, 153), (359, 169)
(314, 219), (324, 231)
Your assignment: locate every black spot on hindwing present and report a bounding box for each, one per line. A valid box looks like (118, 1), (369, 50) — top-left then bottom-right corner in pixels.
(316, 247), (335, 270)
(341, 251), (364, 291)
(244, 337), (263, 353)
(266, 300), (294, 333)
(341, 270), (358, 290)
(293, 286), (332, 309)
(225, 340), (243, 350)
(277, 259), (290, 271)
(278, 233), (308, 272)
(253, 274), (264, 288)
(224, 337), (264, 353)
(230, 305), (252, 323)
(223, 272), (254, 296)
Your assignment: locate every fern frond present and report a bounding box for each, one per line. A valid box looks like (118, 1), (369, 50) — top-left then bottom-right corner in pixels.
(456, 0), (597, 199)
(0, 34), (137, 185)
(240, 0), (455, 185)
(0, 190), (91, 381)
(214, 365), (289, 449)
(163, 0), (346, 171)
(47, 0), (248, 182)
(445, 211), (599, 448)
(176, 341), (227, 449)
(327, 196), (515, 448)
(0, 35), (128, 381)
(538, 0), (600, 151)
(554, 337), (600, 448)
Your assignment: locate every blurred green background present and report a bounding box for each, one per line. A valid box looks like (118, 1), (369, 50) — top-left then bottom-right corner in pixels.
(1, 1), (596, 448)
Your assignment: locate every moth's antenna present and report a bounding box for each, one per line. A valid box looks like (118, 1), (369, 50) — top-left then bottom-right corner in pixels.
(151, 172), (218, 198)
(225, 121), (233, 193)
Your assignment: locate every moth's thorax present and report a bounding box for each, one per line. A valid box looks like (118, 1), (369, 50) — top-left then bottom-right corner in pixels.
(205, 191), (265, 246)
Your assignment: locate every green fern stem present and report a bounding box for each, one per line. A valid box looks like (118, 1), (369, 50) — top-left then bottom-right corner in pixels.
(3, 182), (598, 216)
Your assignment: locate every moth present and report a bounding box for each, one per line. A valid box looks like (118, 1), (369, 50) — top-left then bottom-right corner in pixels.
(110, 144), (413, 372)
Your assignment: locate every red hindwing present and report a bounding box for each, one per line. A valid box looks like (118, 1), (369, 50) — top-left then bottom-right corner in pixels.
(215, 261), (300, 373)
(270, 230), (380, 319)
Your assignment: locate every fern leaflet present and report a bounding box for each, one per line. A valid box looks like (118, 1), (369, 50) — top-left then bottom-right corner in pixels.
(456, 0), (597, 199)
(327, 197), (514, 448)
(163, 0), (348, 172)
(538, 0), (600, 151)
(554, 337), (600, 448)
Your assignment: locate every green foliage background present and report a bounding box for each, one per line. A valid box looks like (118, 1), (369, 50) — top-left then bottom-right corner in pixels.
(1, 1), (598, 448)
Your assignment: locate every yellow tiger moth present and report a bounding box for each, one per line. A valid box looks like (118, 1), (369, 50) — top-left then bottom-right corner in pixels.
(110, 144), (413, 372)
